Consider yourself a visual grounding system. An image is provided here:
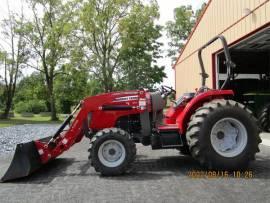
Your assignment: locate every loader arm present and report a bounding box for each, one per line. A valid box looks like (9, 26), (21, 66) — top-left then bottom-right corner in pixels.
(35, 101), (91, 164)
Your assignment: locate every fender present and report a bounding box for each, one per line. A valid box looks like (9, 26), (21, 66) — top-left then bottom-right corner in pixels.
(176, 90), (234, 134)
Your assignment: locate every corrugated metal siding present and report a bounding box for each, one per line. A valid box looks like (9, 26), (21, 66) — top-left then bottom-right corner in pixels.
(175, 0), (270, 97)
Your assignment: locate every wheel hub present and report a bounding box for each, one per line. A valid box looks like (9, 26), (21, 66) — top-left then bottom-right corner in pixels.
(210, 118), (247, 157)
(98, 140), (126, 167)
(109, 148), (116, 155)
(216, 131), (225, 139)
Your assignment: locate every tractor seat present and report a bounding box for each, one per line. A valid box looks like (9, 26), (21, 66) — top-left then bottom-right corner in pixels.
(174, 92), (195, 108)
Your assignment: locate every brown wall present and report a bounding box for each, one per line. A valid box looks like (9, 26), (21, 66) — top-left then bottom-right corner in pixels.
(175, 0), (270, 97)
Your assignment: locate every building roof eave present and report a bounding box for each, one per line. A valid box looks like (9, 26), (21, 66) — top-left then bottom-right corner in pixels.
(172, 0), (213, 69)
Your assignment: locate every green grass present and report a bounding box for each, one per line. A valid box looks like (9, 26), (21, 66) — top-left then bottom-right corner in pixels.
(0, 123), (14, 128)
(0, 114), (64, 128)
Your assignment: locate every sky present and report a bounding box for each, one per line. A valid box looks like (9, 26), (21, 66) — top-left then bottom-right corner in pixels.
(157, 0), (208, 87)
(0, 0), (208, 88)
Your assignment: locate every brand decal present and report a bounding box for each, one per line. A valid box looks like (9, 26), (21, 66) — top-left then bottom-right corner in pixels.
(114, 96), (139, 102)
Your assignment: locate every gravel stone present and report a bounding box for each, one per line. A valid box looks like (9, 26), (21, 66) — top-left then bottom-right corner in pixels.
(0, 124), (59, 155)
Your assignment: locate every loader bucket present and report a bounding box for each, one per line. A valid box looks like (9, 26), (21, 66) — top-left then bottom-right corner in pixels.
(1, 141), (42, 182)
(1, 103), (82, 182)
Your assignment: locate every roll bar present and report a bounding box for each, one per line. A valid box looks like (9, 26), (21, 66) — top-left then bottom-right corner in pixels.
(198, 35), (236, 89)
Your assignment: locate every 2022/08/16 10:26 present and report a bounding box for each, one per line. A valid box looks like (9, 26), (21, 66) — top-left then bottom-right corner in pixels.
(187, 170), (254, 179)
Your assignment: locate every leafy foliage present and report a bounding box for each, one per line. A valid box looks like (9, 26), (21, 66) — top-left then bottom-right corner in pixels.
(15, 100), (47, 114)
(165, 3), (207, 64)
(1, 0), (167, 115)
(20, 0), (78, 120)
(13, 72), (49, 113)
(13, 69), (102, 114)
(118, 2), (166, 90)
(54, 67), (101, 113)
(195, 2), (207, 19)
(79, 0), (165, 92)
(14, 72), (47, 103)
(0, 9), (29, 118)
(79, 0), (133, 92)
(165, 5), (195, 64)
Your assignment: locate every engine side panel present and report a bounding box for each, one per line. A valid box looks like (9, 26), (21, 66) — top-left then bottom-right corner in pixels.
(83, 90), (149, 131)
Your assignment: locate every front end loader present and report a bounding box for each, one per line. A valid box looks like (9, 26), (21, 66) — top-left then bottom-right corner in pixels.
(1, 36), (261, 182)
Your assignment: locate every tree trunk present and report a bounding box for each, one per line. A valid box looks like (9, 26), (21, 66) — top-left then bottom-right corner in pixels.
(1, 96), (12, 119)
(48, 83), (58, 121)
(103, 71), (113, 92)
(50, 94), (58, 121)
(104, 83), (113, 93)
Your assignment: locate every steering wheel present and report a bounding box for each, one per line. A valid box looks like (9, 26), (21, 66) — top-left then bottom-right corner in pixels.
(159, 85), (176, 98)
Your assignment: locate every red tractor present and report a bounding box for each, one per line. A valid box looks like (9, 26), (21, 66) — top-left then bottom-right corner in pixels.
(1, 36), (261, 182)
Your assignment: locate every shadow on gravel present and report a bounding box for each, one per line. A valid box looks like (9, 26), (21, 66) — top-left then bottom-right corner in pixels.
(249, 157), (270, 179)
(3, 154), (270, 184)
(107, 155), (202, 181)
(103, 155), (270, 181)
(2, 158), (76, 184)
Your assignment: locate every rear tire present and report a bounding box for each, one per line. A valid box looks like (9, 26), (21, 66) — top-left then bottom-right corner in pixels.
(258, 103), (270, 132)
(89, 128), (136, 175)
(186, 99), (261, 170)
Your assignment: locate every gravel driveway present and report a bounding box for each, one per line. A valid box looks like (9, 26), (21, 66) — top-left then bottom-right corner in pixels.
(0, 124), (59, 154)
(0, 125), (270, 202)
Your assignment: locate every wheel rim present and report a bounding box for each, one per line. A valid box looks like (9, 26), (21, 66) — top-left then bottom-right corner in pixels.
(98, 140), (126, 167)
(210, 117), (248, 158)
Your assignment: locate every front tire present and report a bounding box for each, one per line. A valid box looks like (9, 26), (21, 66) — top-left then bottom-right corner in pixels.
(186, 99), (261, 170)
(89, 128), (136, 175)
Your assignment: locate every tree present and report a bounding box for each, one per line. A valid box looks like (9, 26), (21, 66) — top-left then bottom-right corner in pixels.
(0, 83), (4, 110)
(118, 2), (165, 90)
(13, 72), (48, 105)
(165, 3), (208, 65)
(13, 72), (49, 114)
(79, 0), (165, 92)
(195, 2), (207, 19)
(21, 0), (78, 120)
(165, 5), (195, 64)
(0, 7), (28, 119)
(80, 0), (138, 92)
(54, 67), (101, 113)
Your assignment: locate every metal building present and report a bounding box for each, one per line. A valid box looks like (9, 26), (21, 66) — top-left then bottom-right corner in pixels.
(174, 0), (270, 97)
